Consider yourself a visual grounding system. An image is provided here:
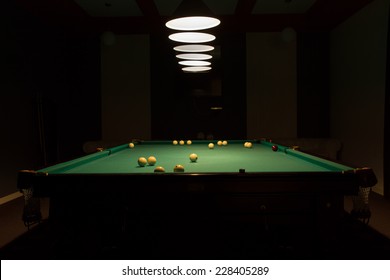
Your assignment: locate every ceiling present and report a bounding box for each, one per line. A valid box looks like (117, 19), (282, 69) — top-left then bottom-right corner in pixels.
(16, 0), (374, 34)
(73, 0), (318, 17)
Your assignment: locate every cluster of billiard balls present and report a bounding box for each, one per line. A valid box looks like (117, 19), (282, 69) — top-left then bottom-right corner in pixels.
(136, 153), (198, 173)
(217, 140), (228, 146)
(172, 140), (192, 145)
(137, 156), (173, 172)
(137, 156), (156, 167)
(172, 139), (228, 149)
(172, 139), (229, 150)
(130, 142), (196, 172)
(244, 142), (253, 148)
(208, 140), (228, 149)
(129, 143), (159, 170)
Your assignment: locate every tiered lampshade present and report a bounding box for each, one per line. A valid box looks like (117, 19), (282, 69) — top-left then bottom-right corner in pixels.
(166, 0), (220, 73)
(182, 66), (212, 73)
(176, 53), (212, 60)
(168, 32), (215, 43)
(178, 60), (211, 66)
(166, 16), (220, 31)
(165, 0), (220, 32)
(174, 45), (214, 52)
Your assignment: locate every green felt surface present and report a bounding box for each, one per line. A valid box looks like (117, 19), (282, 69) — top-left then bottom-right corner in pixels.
(39, 140), (353, 174)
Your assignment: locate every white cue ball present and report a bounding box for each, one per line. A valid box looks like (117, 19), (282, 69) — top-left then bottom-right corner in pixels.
(208, 143), (215, 149)
(222, 140), (228, 146)
(129, 143), (135, 148)
(186, 140), (192, 145)
(173, 140), (178, 145)
(189, 153), (198, 162)
(174, 164), (185, 172)
(138, 157), (147, 167)
(217, 140), (223, 146)
(147, 156), (157, 166)
(179, 140), (185, 145)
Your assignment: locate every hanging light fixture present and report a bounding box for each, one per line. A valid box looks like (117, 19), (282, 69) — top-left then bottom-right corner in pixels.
(168, 32), (215, 43)
(166, 16), (220, 31)
(174, 44), (214, 52)
(165, 0), (220, 31)
(176, 53), (212, 60)
(179, 60), (211, 66)
(166, 0), (220, 73)
(182, 66), (212, 73)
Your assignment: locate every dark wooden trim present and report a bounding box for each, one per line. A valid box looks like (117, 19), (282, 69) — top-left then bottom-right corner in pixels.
(306, 0), (374, 30)
(135, 0), (163, 30)
(235, 0), (257, 16)
(384, 4), (390, 199)
(15, 0), (374, 34)
(135, 0), (160, 18)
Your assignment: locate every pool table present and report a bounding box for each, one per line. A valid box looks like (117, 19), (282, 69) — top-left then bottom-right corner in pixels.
(17, 139), (377, 257)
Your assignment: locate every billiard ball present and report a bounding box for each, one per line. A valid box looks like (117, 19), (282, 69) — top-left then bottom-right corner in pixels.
(174, 164), (185, 172)
(208, 143), (214, 149)
(244, 142), (248, 148)
(187, 140), (192, 145)
(147, 156), (157, 166)
(272, 145), (278, 151)
(138, 157), (147, 167)
(179, 140), (185, 145)
(222, 140), (228, 146)
(154, 166), (165, 172)
(217, 140), (223, 146)
(189, 153), (198, 162)
(173, 140), (178, 145)
(129, 143), (135, 148)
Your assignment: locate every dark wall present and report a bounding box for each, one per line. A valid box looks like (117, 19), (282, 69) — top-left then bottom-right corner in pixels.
(151, 32), (247, 140)
(297, 32), (330, 138)
(55, 36), (101, 162)
(1, 2), (101, 197)
(21, 31), (102, 165)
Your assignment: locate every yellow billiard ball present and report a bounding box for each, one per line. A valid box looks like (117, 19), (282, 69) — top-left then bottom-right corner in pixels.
(138, 157), (147, 167)
(147, 156), (157, 166)
(154, 166), (165, 172)
(222, 140), (228, 146)
(173, 164), (185, 172)
(173, 140), (178, 145)
(208, 143), (214, 149)
(186, 140), (192, 145)
(129, 143), (135, 148)
(179, 140), (185, 145)
(189, 153), (198, 162)
(217, 140), (223, 146)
